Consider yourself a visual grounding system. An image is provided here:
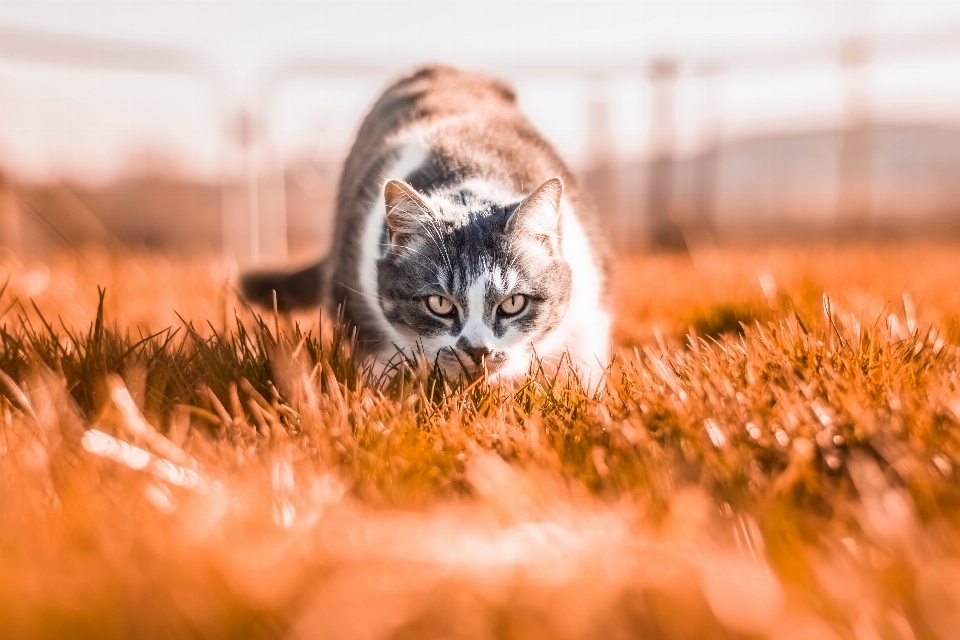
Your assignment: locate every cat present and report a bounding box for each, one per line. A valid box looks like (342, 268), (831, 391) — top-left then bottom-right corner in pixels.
(242, 65), (610, 383)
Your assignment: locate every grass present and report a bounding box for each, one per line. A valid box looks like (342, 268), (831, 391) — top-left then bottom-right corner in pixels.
(1, 243), (960, 639)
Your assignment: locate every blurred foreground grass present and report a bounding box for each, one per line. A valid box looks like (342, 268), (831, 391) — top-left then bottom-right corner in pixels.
(1, 243), (960, 639)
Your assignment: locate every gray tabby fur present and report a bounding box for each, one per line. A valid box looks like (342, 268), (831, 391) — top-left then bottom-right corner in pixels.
(242, 66), (610, 382)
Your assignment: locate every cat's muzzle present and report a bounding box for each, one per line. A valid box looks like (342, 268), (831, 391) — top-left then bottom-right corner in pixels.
(441, 346), (508, 378)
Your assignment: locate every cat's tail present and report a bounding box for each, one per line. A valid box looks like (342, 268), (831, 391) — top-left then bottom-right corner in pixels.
(239, 260), (327, 310)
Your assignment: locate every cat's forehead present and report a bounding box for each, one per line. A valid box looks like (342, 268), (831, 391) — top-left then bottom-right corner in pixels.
(433, 182), (521, 221)
(454, 259), (518, 293)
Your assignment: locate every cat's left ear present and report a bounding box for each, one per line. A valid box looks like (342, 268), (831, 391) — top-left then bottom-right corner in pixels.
(506, 178), (563, 250)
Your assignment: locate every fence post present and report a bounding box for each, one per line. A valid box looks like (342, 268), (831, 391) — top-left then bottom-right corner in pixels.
(646, 59), (687, 250)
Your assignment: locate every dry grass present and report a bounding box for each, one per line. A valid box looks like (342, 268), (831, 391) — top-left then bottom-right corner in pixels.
(2, 242), (960, 639)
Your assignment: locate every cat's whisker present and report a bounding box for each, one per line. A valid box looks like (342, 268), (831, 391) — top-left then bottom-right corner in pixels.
(430, 219), (456, 273)
(393, 254), (443, 274)
(412, 282), (447, 297)
(385, 244), (445, 273)
(331, 279), (380, 301)
(411, 217), (453, 273)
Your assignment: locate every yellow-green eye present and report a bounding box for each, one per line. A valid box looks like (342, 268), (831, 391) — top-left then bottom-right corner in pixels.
(426, 295), (455, 316)
(499, 294), (526, 316)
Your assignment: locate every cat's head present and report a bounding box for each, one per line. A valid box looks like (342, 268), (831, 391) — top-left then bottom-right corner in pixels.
(376, 177), (573, 380)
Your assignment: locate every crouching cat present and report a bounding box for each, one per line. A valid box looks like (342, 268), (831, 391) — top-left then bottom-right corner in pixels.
(242, 66), (610, 383)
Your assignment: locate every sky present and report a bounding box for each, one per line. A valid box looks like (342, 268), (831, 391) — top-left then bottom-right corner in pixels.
(2, 0), (960, 183)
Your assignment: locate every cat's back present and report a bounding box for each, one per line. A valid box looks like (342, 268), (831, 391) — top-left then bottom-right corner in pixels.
(339, 66), (534, 189)
(350, 66), (519, 149)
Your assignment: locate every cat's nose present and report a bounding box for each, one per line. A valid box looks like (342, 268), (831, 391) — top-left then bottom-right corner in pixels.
(463, 345), (492, 365)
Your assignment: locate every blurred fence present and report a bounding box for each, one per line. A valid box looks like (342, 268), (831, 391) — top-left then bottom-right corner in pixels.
(3, 23), (960, 260)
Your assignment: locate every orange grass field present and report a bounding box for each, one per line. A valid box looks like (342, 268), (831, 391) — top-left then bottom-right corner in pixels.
(2, 242), (960, 639)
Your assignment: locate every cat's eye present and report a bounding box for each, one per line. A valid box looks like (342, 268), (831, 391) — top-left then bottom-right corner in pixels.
(426, 295), (456, 316)
(499, 294), (527, 316)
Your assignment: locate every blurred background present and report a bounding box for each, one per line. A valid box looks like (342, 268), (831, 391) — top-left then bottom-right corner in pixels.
(2, 0), (960, 264)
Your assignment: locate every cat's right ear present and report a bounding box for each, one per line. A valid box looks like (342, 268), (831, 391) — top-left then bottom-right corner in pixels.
(384, 180), (434, 249)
